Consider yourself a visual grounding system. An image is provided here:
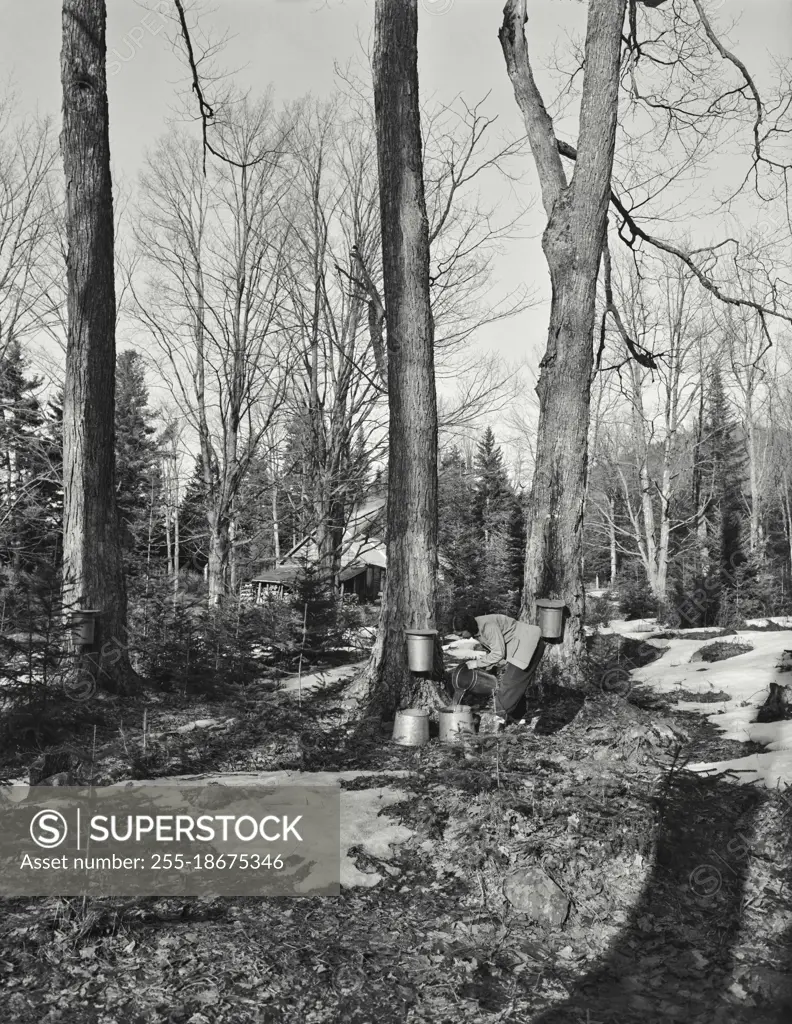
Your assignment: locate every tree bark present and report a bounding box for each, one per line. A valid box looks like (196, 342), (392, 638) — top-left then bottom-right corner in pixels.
(60, 0), (138, 691)
(363, 0), (442, 719)
(501, 0), (628, 681)
(271, 465), (280, 562)
(782, 473), (792, 574)
(207, 513), (229, 605)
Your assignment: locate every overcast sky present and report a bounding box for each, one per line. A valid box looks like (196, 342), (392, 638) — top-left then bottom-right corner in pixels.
(1, 0), (790, 434)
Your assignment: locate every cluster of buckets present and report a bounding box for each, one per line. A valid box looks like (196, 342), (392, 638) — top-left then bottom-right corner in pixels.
(395, 599), (566, 747)
(392, 705), (474, 747)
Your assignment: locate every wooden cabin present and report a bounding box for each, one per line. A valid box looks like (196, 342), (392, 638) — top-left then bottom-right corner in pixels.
(244, 497), (386, 605)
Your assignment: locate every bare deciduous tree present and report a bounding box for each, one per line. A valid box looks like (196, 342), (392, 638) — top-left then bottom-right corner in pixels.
(499, 0), (792, 677)
(133, 100), (295, 605)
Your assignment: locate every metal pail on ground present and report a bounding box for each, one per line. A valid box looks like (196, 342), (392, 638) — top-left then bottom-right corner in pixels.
(392, 708), (430, 746)
(438, 705), (474, 744)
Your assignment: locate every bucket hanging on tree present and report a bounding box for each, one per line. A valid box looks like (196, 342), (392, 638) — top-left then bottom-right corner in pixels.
(535, 599), (565, 639)
(405, 629), (437, 672)
(65, 609), (100, 646)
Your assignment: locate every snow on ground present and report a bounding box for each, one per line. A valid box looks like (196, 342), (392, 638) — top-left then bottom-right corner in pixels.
(7, 769), (414, 890)
(624, 624), (792, 790)
(109, 770), (414, 890)
(279, 660), (367, 694)
(596, 617), (663, 637)
(599, 615), (792, 639)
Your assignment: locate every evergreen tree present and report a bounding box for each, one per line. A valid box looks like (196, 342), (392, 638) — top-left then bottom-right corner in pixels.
(178, 454), (210, 574)
(234, 452), (277, 576)
(31, 392), (64, 567)
(115, 350), (161, 572)
(276, 417), (311, 554)
(473, 427), (522, 614)
(700, 368), (749, 624)
(0, 341), (46, 571)
(437, 446), (481, 628)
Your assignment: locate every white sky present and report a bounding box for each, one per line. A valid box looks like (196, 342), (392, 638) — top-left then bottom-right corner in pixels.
(1, 0), (790, 462)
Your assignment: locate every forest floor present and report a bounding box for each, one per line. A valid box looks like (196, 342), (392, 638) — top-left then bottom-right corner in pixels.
(1, 625), (792, 1023)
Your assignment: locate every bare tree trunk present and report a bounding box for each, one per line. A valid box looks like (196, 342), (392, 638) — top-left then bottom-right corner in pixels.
(228, 515), (237, 595)
(271, 451), (280, 562)
(501, 0), (628, 682)
(693, 372), (711, 573)
(363, 0), (442, 718)
(173, 466), (180, 607)
(164, 503), (172, 576)
(782, 472), (792, 574)
(656, 454), (672, 600)
(207, 514), (229, 606)
(60, 0), (138, 690)
(609, 495), (617, 587)
(629, 361), (662, 596)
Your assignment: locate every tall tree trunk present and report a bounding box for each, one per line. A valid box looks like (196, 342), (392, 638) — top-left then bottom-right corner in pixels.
(60, 0), (137, 691)
(502, 0), (628, 682)
(746, 387), (762, 557)
(363, 0), (441, 719)
(207, 514), (229, 606)
(228, 515), (237, 595)
(271, 452), (280, 562)
(172, 466), (180, 607)
(609, 495), (617, 587)
(693, 377), (710, 572)
(630, 361), (662, 596)
(782, 472), (792, 573)
(164, 502), (172, 576)
(656, 454), (672, 601)
(520, 250), (597, 674)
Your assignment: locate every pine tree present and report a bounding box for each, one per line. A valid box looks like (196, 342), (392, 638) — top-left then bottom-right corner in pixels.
(115, 350), (161, 573)
(473, 427), (522, 614)
(437, 446), (481, 628)
(700, 368), (748, 625)
(0, 341), (46, 573)
(234, 453), (277, 577)
(276, 416), (311, 554)
(179, 454), (210, 575)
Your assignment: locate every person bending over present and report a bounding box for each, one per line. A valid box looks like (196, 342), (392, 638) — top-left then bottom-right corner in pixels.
(451, 611), (544, 725)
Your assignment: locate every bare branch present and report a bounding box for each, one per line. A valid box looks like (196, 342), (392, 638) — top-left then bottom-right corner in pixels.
(498, 0), (567, 217)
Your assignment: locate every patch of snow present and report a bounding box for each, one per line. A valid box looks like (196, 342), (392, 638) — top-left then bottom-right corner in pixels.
(279, 661), (367, 693)
(110, 770), (413, 889)
(595, 618), (660, 638)
(4, 768), (415, 889)
(631, 629), (792, 790)
(744, 616), (792, 628)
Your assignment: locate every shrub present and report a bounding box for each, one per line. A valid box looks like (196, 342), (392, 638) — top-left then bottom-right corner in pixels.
(585, 592), (613, 628)
(616, 577), (659, 621)
(129, 574), (270, 695)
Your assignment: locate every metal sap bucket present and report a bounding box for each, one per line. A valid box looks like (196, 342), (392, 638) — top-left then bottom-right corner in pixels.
(535, 599), (565, 639)
(438, 705), (474, 744)
(405, 629), (437, 672)
(66, 609), (100, 646)
(392, 708), (430, 747)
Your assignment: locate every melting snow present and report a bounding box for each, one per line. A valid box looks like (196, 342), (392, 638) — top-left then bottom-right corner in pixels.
(618, 623), (792, 790)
